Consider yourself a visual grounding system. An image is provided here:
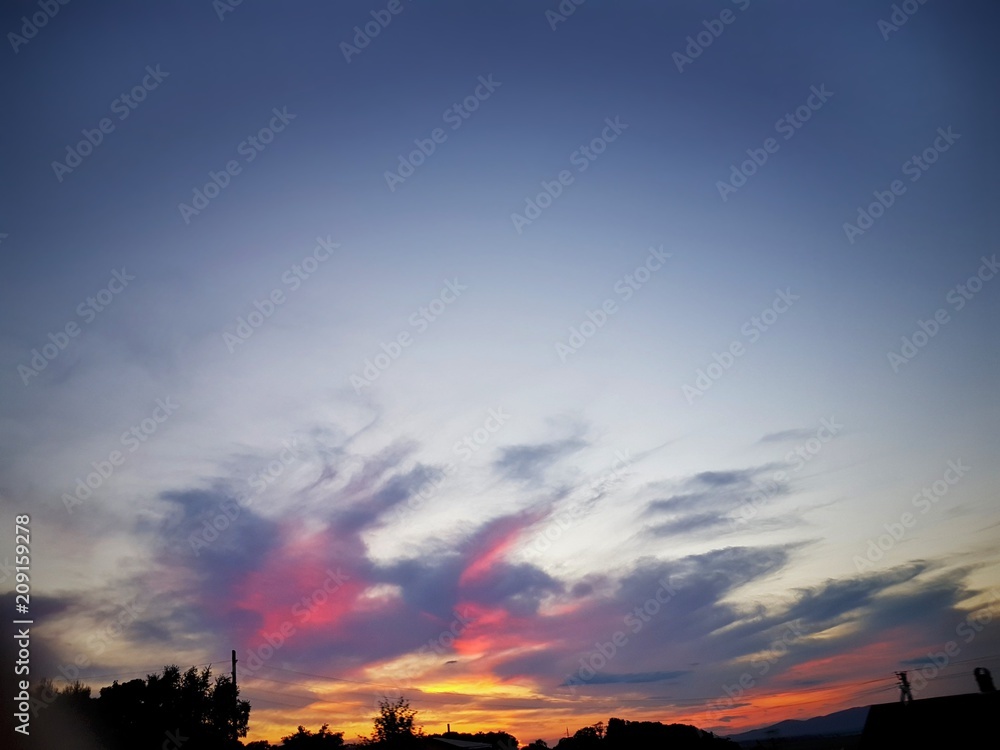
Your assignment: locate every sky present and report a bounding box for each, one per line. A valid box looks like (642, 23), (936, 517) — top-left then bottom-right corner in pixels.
(2, 0), (1000, 745)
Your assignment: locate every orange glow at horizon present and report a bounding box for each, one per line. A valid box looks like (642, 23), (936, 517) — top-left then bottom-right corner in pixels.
(235, 660), (889, 747)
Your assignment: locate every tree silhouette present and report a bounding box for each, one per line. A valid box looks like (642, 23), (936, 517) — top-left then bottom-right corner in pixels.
(28, 664), (250, 750)
(564, 725), (602, 750)
(601, 717), (736, 749)
(100, 664), (249, 748)
(365, 695), (423, 748)
(24, 679), (99, 749)
(281, 723), (346, 748)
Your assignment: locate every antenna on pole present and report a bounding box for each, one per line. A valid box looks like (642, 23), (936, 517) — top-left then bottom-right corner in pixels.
(895, 671), (913, 703)
(974, 667), (996, 693)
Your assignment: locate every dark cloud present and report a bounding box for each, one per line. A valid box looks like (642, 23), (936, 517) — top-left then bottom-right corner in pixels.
(571, 581), (595, 598)
(337, 440), (418, 501)
(642, 464), (792, 539)
(382, 511), (565, 621)
(383, 555), (463, 620)
(492, 546), (796, 687)
(782, 564), (927, 630)
(493, 438), (587, 483)
(157, 487), (281, 583)
(463, 562), (564, 616)
(759, 428), (816, 443)
(335, 462), (444, 532)
(696, 563), (999, 699)
(693, 470), (756, 487)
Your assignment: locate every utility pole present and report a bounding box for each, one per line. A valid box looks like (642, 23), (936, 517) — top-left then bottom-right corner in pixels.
(895, 671), (913, 703)
(232, 649), (238, 741)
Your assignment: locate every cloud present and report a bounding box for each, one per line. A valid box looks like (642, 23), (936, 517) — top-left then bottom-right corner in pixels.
(693, 470), (759, 487)
(782, 564), (927, 630)
(645, 493), (711, 514)
(491, 545), (796, 688)
(493, 437), (587, 483)
(649, 512), (730, 536)
(700, 563), (1000, 703)
(759, 428), (817, 443)
(464, 562), (564, 616)
(158, 487), (282, 577)
(563, 670), (690, 685)
(27, 423), (996, 733)
(335, 461), (444, 533)
(642, 463), (793, 538)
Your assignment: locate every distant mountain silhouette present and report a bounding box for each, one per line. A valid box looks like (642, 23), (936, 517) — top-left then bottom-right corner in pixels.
(727, 705), (869, 745)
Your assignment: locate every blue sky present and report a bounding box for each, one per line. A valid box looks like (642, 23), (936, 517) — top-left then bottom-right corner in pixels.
(2, 0), (999, 744)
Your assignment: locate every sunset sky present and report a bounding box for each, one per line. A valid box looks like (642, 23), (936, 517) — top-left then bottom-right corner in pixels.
(2, 1), (1000, 745)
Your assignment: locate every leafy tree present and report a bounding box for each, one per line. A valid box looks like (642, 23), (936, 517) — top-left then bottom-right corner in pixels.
(24, 665), (251, 750)
(93, 664), (249, 749)
(281, 724), (346, 748)
(210, 672), (251, 742)
(570, 725), (602, 750)
(25, 679), (99, 749)
(366, 695), (422, 748)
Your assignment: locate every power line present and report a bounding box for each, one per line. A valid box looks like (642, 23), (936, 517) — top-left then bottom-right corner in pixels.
(243, 674), (323, 690)
(242, 686), (320, 704)
(241, 694), (312, 711)
(255, 663), (371, 685)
